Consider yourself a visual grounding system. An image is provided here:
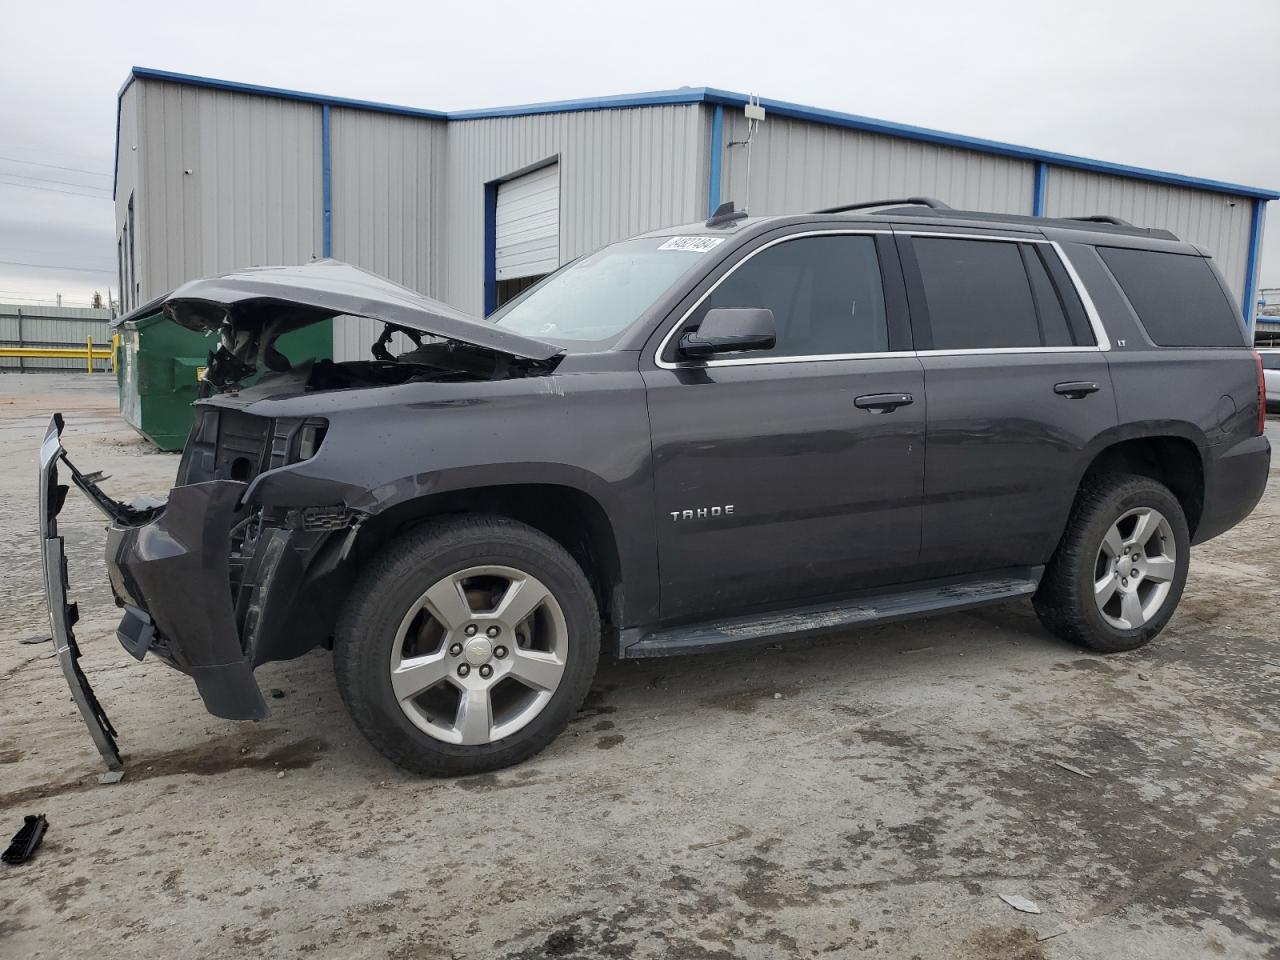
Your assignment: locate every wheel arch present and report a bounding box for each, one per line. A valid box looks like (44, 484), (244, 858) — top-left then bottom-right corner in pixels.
(1072, 425), (1207, 539)
(352, 477), (627, 642)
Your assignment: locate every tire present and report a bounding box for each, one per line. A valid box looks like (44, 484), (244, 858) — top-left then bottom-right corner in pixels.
(334, 515), (600, 776)
(1033, 473), (1190, 653)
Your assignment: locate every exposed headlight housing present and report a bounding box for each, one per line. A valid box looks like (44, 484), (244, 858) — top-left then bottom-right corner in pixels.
(268, 417), (329, 469)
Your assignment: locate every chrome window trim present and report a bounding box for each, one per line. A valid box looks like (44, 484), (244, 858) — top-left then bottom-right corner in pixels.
(1045, 240), (1112, 350)
(901, 230), (1050, 243)
(651, 230), (1110, 370)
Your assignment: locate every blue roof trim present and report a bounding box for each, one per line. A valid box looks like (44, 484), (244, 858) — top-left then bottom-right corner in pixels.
(447, 87), (708, 119)
(695, 88), (1279, 201)
(129, 67), (449, 120)
(117, 68), (1280, 202)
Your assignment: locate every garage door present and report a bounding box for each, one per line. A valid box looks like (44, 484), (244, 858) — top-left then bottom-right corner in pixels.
(495, 164), (560, 281)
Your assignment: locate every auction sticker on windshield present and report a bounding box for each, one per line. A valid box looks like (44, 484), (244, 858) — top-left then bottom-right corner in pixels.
(658, 236), (726, 253)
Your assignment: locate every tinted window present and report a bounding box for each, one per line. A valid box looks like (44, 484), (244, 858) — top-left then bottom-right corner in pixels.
(914, 238), (1041, 349)
(1261, 352), (1280, 371)
(1023, 245), (1076, 347)
(1097, 247), (1245, 347)
(1040, 243), (1096, 346)
(689, 235), (888, 357)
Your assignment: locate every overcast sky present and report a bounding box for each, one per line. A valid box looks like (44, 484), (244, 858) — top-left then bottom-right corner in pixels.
(1, 0), (1277, 309)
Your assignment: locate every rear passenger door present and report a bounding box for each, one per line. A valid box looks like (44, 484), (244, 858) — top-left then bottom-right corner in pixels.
(896, 230), (1118, 576)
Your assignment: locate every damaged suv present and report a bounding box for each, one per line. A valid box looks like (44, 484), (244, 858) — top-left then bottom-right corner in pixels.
(41, 199), (1270, 777)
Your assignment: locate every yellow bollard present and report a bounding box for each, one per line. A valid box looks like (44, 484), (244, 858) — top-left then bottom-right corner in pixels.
(87, 336), (93, 373)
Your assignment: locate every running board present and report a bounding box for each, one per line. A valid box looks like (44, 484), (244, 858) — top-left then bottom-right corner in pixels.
(621, 567), (1042, 658)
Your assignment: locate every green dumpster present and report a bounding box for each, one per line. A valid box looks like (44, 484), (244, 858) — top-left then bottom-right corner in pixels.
(115, 305), (332, 452)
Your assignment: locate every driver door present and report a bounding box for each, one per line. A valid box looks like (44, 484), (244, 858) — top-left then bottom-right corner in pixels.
(641, 229), (926, 622)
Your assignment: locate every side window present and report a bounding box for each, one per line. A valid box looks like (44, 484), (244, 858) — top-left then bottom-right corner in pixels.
(1038, 243), (1096, 346)
(1022, 245), (1076, 347)
(913, 238), (1041, 349)
(689, 235), (888, 357)
(1262, 353), (1280, 371)
(1097, 246), (1245, 347)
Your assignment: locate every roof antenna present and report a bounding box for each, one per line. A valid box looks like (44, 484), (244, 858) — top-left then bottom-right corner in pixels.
(705, 201), (748, 228)
(726, 95), (766, 213)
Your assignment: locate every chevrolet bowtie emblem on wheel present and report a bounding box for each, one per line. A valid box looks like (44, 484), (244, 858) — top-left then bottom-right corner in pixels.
(670, 505), (734, 521)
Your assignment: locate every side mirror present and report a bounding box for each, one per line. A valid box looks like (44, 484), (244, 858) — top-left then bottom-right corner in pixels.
(678, 308), (776, 358)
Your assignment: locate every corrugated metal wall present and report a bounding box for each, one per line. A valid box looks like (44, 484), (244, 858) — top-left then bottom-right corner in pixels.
(119, 79), (1262, 354)
(719, 112), (1035, 217)
(0, 305), (113, 371)
(133, 78), (324, 302)
(115, 84), (140, 311)
(329, 107), (447, 360)
(1043, 168), (1253, 303)
(439, 105), (708, 316)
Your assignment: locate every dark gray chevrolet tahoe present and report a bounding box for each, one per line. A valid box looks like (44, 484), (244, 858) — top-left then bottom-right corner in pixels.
(41, 198), (1271, 777)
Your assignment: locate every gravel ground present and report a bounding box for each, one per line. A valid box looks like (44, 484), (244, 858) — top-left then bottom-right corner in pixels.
(1, 374), (1277, 960)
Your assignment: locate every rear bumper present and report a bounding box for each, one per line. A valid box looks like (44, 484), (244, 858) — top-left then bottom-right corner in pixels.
(1194, 433), (1271, 544)
(106, 481), (269, 721)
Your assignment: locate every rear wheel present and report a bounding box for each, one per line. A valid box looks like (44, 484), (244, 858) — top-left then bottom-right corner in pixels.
(1034, 473), (1189, 653)
(335, 516), (600, 775)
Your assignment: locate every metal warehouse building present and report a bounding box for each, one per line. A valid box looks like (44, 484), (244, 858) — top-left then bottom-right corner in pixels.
(113, 67), (1278, 357)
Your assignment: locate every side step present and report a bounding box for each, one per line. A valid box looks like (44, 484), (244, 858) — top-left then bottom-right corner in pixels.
(621, 567), (1042, 658)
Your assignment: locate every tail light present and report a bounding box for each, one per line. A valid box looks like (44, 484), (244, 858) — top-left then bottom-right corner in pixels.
(1253, 351), (1266, 436)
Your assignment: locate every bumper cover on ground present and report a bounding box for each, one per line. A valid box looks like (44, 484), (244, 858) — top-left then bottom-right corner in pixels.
(38, 415), (124, 779)
(39, 414), (270, 778)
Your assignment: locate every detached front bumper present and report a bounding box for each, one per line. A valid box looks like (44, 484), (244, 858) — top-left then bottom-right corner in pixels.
(39, 415), (124, 780)
(39, 415), (271, 783)
(106, 480), (269, 722)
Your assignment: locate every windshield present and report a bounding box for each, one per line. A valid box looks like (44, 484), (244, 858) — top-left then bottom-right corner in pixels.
(489, 236), (721, 346)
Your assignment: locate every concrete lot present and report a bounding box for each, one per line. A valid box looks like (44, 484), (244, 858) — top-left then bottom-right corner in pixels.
(0, 373), (1277, 960)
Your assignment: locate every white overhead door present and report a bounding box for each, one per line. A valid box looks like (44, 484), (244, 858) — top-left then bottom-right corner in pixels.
(495, 164), (560, 280)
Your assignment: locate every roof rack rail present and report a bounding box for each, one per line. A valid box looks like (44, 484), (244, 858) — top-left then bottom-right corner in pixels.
(814, 196), (952, 215)
(705, 201), (749, 228)
(1062, 214), (1132, 227)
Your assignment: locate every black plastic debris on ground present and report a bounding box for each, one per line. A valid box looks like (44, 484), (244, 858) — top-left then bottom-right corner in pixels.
(3, 815), (48, 865)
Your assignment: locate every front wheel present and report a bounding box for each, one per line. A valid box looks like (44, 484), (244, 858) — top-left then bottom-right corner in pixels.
(334, 516), (600, 775)
(1034, 473), (1190, 653)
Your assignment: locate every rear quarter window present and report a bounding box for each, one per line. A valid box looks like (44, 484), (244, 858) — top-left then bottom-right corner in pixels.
(1097, 247), (1244, 347)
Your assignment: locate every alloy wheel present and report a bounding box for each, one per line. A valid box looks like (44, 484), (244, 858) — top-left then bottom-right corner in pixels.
(388, 565), (568, 744)
(1093, 507), (1177, 630)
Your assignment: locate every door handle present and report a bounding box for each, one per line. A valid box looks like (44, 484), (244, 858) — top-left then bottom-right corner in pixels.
(854, 392), (914, 412)
(1054, 381), (1100, 398)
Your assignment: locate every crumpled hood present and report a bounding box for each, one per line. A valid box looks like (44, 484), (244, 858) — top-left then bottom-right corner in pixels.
(160, 259), (563, 363)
